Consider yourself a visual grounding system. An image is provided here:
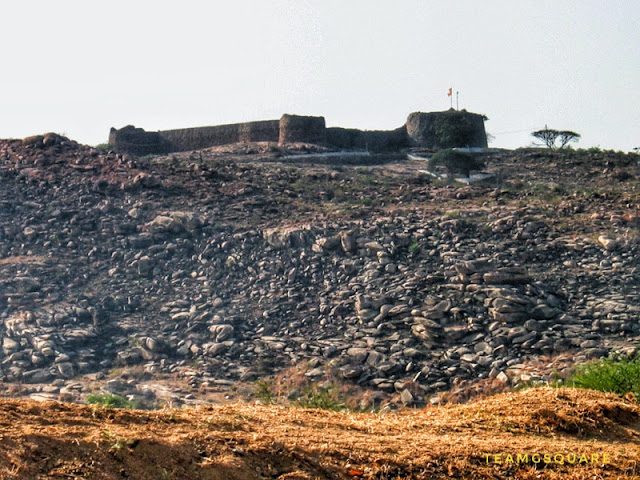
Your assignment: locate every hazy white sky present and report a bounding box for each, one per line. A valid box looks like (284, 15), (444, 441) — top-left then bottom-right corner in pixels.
(1, 0), (638, 151)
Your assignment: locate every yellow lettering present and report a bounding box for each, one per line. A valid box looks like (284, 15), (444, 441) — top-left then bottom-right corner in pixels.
(554, 454), (564, 464)
(543, 453), (552, 463)
(567, 453), (577, 464)
(505, 454), (514, 464)
(591, 454), (599, 463)
(484, 454), (491, 464)
(516, 454), (528, 463)
(579, 454), (588, 463)
(603, 453), (610, 464)
(494, 454), (502, 464)
(532, 454), (541, 464)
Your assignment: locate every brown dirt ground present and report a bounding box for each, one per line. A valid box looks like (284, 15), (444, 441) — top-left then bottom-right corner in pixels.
(1, 387), (639, 479)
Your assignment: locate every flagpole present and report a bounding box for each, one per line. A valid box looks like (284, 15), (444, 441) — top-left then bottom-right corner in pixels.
(456, 91), (459, 110)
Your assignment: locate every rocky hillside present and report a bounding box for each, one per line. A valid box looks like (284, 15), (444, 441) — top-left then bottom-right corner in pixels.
(0, 134), (639, 408)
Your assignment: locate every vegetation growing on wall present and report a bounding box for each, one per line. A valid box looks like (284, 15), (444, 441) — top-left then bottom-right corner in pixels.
(430, 112), (476, 148)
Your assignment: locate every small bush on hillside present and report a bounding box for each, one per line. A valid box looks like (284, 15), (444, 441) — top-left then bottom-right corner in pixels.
(428, 149), (484, 178)
(86, 393), (138, 409)
(255, 379), (276, 404)
(295, 385), (344, 411)
(565, 354), (640, 396)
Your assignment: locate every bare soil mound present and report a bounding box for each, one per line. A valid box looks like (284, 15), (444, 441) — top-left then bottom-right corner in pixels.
(1, 387), (638, 479)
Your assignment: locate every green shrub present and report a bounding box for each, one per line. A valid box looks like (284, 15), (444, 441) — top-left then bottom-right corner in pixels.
(94, 143), (112, 150)
(428, 149), (484, 178)
(295, 385), (344, 411)
(86, 393), (138, 409)
(565, 354), (640, 396)
(255, 379), (276, 404)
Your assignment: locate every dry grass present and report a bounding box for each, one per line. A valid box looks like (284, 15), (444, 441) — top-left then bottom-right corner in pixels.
(0, 255), (49, 265)
(0, 387), (639, 479)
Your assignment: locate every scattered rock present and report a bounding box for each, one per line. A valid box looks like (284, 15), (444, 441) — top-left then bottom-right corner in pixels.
(0, 138), (638, 407)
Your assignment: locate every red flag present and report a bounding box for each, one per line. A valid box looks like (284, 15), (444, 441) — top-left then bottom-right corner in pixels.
(447, 88), (453, 97)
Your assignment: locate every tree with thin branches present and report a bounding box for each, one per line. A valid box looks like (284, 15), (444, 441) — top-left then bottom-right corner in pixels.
(557, 130), (581, 148)
(532, 126), (580, 150)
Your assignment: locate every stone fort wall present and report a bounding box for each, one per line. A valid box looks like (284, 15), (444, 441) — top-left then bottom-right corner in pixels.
(109, 110), (487, 155)
(406, 110), (488, 149)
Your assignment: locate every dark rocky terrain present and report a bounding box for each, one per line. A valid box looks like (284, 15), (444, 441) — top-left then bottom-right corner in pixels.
(1, 133), (639, 408)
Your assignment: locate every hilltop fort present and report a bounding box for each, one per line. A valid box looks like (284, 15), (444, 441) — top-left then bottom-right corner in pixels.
(108, 109), (488, 155)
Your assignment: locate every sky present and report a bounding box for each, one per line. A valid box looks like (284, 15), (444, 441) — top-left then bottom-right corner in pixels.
(1, 0), (638, 151)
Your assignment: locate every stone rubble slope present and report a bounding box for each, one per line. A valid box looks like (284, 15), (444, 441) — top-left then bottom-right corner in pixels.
(0, 134), (639, 406)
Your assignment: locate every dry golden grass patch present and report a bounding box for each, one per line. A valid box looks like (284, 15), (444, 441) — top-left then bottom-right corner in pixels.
(0, 387), (639, 479)
(0, 255), (49, 265)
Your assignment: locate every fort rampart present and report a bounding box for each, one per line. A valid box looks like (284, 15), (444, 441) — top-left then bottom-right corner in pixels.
(109, 110), (487, 155)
